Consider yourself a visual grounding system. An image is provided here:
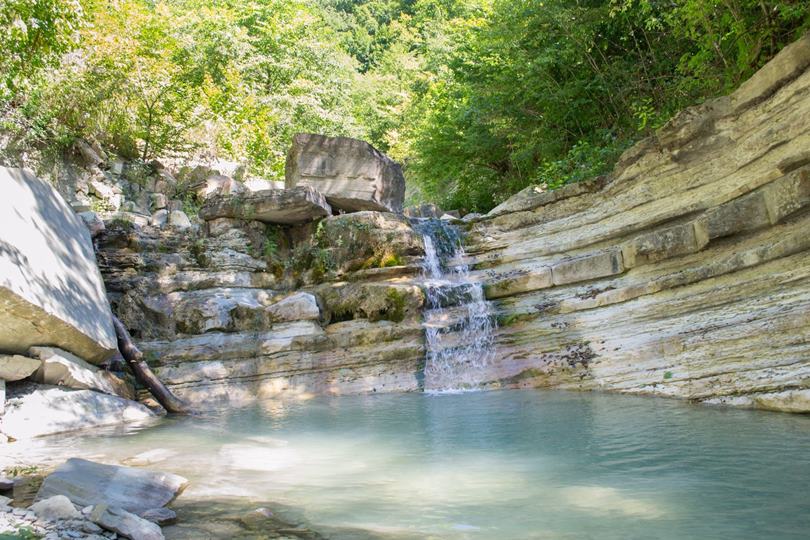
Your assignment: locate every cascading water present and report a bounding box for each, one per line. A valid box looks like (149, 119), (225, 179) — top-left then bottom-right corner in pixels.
(414, 219), (496, 392)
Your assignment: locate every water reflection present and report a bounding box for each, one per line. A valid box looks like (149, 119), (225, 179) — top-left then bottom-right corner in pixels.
(3, 390), (810, 539)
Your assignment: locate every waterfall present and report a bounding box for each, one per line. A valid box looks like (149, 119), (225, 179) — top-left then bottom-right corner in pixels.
(414, 219), (497, 392)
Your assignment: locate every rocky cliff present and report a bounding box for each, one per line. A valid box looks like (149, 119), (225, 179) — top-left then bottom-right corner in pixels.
(91, 34), (810, 413)
(462, 33), (810, 413)
(19, 35), (810, 415)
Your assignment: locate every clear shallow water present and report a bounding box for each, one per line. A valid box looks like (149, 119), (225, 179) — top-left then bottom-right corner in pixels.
(7, 390), (810, 539)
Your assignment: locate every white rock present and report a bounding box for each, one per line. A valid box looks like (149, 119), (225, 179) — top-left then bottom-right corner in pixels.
(150, 209), (169, 227)
(29, 495), (81, 521)
(2, 387), (154, 439)
(149, 193), (167, 211)
(267, 292), (320, 322)
(285, 133), (405, 213)
(28, 347), (132, 399)
(0, 167), (118, 364)
(196, 174), (245, 199)
(78, 212), (106, 238)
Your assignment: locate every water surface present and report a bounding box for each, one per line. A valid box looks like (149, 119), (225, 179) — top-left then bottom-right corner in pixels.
(8, 390), (810, 539)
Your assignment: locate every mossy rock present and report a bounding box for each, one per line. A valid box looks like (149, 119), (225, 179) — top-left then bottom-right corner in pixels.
(314, 282), (424, 324)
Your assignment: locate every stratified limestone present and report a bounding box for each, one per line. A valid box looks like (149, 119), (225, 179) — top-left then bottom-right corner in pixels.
(462, 32), (810, 413)
(87, 34), (810, 414)
(0, 167), (117, 364)
(200, 186), (331, 225)
(285, 133), (405, 213)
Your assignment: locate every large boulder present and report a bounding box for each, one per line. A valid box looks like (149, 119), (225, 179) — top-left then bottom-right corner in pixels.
(0, 167), (117, 364)
(36, 458), (188, 515)
(285, 133), (405, 213)
(199, 186), (331, 225)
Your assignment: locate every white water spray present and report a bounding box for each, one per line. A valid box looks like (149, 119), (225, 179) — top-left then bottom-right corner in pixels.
(416, 220), (496, 392)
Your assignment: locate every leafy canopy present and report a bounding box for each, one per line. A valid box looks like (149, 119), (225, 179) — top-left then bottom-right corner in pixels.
(2, 0), (808, 211)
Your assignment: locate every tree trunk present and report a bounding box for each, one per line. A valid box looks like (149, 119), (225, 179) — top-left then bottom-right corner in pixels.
(112, 316), (193, 414)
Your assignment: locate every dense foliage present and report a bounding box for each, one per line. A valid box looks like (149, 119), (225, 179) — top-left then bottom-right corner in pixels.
(2, 0), (809, 211)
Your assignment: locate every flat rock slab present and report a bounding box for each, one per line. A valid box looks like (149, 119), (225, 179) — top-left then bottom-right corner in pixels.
(0, 167), (117, 363)
(0, 354), (41, 381)
(91, 503), (165, 540)
(37, 458), (188, 515)
(1, 386), (154, 439)
(199, 186), (331, 225)
(285, 133), (405, 213)
(29, 346), (133, 399)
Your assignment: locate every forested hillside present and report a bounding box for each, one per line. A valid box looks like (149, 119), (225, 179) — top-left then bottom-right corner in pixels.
(2, 0), (808, 211)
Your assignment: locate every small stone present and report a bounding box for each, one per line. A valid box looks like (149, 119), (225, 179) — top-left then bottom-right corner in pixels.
(149, 193), (167, 211)
(150, 209), (169, 227)
(30, 495), (82, 521)
(78, 211), (106, 238)
(168, 210), (192, 229)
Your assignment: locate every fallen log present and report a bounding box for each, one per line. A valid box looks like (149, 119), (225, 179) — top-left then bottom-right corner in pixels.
(112, 315), (193, 414)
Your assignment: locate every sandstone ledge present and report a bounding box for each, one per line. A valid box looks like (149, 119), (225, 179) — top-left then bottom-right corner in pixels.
(463, 33), (810, 413)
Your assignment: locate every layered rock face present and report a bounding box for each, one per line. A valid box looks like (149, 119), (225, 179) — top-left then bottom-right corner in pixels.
(0, 167), (117, 364)
(461, 34), (810, 412)
(97, 211), (427, 407)
(76, 34), (810, 414)
(285, 133), (406, 213)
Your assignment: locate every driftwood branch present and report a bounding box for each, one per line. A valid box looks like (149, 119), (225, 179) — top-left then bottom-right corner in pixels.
(112, 315), (193, 414)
